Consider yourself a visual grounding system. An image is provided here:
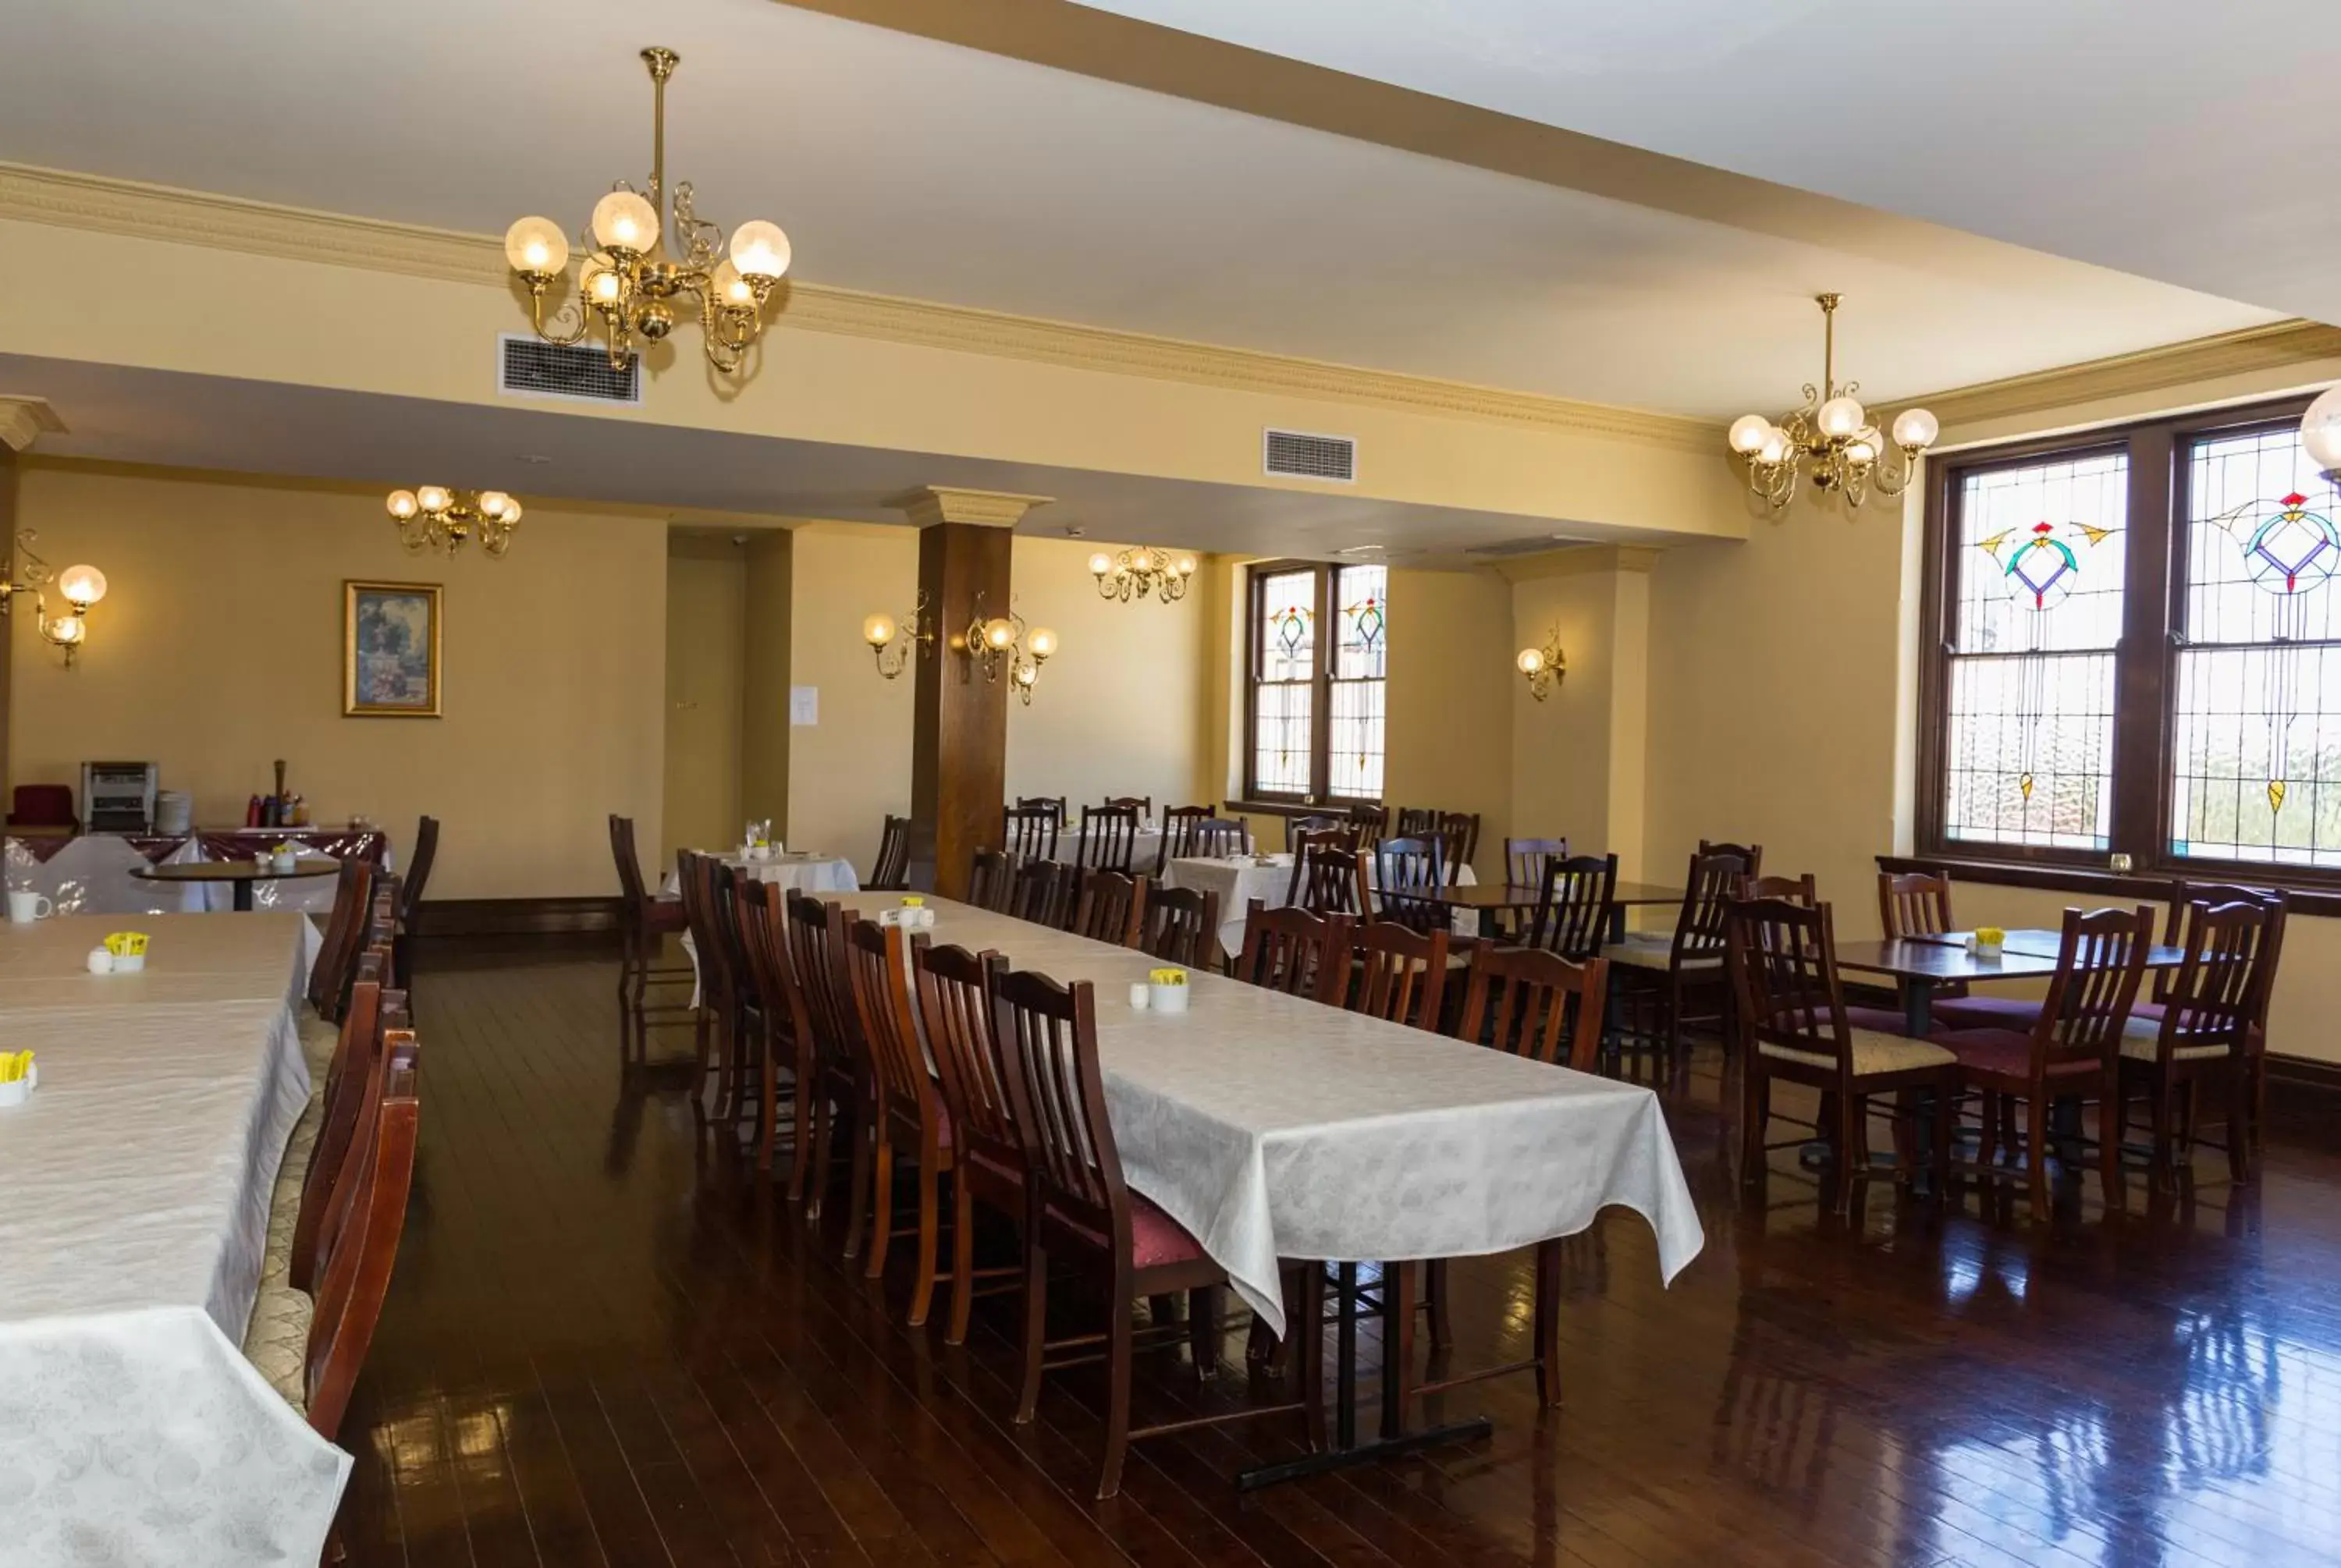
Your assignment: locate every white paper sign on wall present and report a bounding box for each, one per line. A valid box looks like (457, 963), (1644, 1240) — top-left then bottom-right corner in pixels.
(790, 686), (819, 726)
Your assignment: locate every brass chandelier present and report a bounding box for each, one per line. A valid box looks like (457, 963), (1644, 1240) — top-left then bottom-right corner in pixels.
(503, 47), (793, 378)
(1728, 294), (1938, 513)
(1089, 546), (1197, 605)
(385, 487), (523, 557)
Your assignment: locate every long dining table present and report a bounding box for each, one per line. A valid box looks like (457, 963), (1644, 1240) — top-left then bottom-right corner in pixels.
(858, 891), (1706, 1478)
(0, 911), (346, 1567)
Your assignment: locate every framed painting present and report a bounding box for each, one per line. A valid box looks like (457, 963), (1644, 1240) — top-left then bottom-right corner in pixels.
(343, 580), (442, 717)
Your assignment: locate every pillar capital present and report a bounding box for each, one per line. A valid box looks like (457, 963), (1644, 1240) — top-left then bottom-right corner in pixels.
(888, 486), (1053, 530)
(0, 397), (66, 454)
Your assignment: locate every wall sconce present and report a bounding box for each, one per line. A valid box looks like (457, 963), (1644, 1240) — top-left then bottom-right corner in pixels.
(964, 596), (1057, 705)
(1, 530), (106, 668)
(861, 591), (934, 679)
(1516, 626), (1565, 701)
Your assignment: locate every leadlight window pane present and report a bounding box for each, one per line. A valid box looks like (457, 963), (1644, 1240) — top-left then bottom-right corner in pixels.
(1258, 571), (1316, 681)
(1253, 683), (1313, 796)
(1942, 452), (2126, 849)
(1328, 679), (1385, 800)
(1333, 566), (1387, 680)
(2171, 427), (2341, 865)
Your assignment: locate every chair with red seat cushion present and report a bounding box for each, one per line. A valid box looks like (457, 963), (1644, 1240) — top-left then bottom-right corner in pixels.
(1931, 904), (2154, 1217)
(1874, 867), (2044, 1031)
(911, 938), (1029, 1346)
(989, 965), (1318, 1499)
(6, 783), (76, 832)
(844, 917), (959, 1326)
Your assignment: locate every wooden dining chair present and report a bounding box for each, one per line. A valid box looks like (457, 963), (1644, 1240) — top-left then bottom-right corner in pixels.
(1016, 795), (1069, 825)
(1725, 897), (1957, 1205)
(735, 878), (813, 1176)
(1101, 794), (1153, 818)
(989, 967), (1316, 1499)
(1137, 885), (1220, 970)
(843, 918), (961, 1325)
(1010, 858), (1080, 930)
(1346, 802), (1391, 850)
(305, 857), (378, 1023)
(1077, 804), (1140, 874)
(1529, 852), (1617, 961)
(1234, 900), (1352, 1002)
(1158, 806), (1247, 869)
(1455, 943), (1609, 1070)
(300, 1036), (421, 1445)
(1342, 920), (1449, 1031)
(2139, 882), (2286, 1167)
(1872, 867), (2036, 1031)
(1604, 846), (1752, 1070)
(1934, 904), (2155, 1217)
(609, 814), (691, 1067)
(674, 853), (727, 1110)
(1373, 835), (1451, 934)
(1394, 807), (1438, 838)
(967, 848), (1020, 913)
(1073, 869), (1147, 946)
(1288, 837), (1368, 916)
(2114, 897), (2281, 1187)
(393, 814), (437, 984)
(1003, 804), (1061, 864)
(1742, 873), (1818, 906)
(1505, 837), (1570, 885)
(785, 892), (868, 1225)
(288, 975), (385, 1292)
(869, 814), (914, 891)
(1287, 814), (1348, 851)
(1699, 839), (1764, 874)
(1436, 811), (1483, 867)
(911, 940), (1030, 1345)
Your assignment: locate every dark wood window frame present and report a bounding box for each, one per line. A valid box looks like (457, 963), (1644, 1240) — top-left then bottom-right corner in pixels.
(1239, 559), (1385, 807)
(1916, 392), (2341, 913)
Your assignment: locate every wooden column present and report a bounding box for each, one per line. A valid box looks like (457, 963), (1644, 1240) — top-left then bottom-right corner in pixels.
(901, 488), (1052, 898)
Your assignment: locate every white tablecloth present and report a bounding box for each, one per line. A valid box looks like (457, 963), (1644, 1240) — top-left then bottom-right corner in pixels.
(1163, 854), (1480, 958)
(1043, 825), (1254, 874)
(868, 894), (1702, 1336)
(5, 834), (389, 917)
(0, 913), (348, 1566)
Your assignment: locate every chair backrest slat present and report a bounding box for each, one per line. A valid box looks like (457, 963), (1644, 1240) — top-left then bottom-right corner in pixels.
(991, 968), (1128, 1255)
(915, 941), (1022, 1180)
(1677, 848), (1757, 963)
(2153, 898), (2279, 1066)
(1455, 944), (1608, 1070)
(1073, 870), (1146, 947)
(845, 918), (932, 1127)
(1003, 804), (1061, 864)
(1742, 873), (1818, 907)
(1077, 804), (1140, 874)
(1505, 837), (1569, 894)
(870, 814), (914, 891)
(1288, 839), (1366, 916)
(1011, 859), (1080, 930)
(306, 1034), (419, 1442)
(1234, 900), (1352, 1003)
(1138, 884), (1220, 969)
(1877, 868), (1955, 939)
(1345, 920), (1449, 1032)
(1725, 897), (1852, 1073)
(784, 892), (862, 1088)
(1436, 811), (1482, 867)
(1373, 835), (1450, 933)
(2031, 905), (2157, 1070)
(968, 848), (1019, 913)
(400, 816), (439, 921)
(1531, 853), (1617, 961)
(609, 814), (651, 905)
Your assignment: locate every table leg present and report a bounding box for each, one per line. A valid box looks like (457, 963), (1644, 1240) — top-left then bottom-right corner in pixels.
(233, 880), (255, 913)
(1607, 904), (1627, 944)
(1902, 981), (1934, 1038)
(1235, 1261), (1495, 1490)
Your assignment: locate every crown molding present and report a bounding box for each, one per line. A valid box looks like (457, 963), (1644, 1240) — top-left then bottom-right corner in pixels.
(1902, 318), (2341, 433)
(0, 161), (1720, 454)
(0, 396), (68, 453)
(888, 486), (1053, 528)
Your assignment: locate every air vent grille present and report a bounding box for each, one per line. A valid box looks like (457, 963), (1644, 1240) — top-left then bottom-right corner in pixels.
(1264, 428), (1356, 483)
(1468, 535), (1574, 559)
(497, 335), (642, 406)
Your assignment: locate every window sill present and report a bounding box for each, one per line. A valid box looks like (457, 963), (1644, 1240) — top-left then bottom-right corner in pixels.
(1877, 854), (2341, 921)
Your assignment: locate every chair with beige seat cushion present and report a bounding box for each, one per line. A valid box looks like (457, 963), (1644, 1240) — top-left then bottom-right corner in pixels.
(2112, 896), (2282, 1188)
(240, 1279), (314, 1411)
(1604, 846), (1753, 1072)
(1725, 895), (1957, 1208)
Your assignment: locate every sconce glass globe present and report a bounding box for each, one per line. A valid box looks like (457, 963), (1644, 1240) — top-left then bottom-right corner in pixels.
(1891, 406), (1940, 451)
(416, 486), (452, 514)
(1757, 427), (1792, 466)
(386, 489), (419, 520)
(1817, 396), (1867, 440)
(1174, 555), (1198, 576)
(48, 615), (83, 645)
(503, 216), (570, 277)
(984, 617), (1016, 651)
(57, 564), (106, 607)
(591, 190), (659, 254)
(1026, 627), (1057, 660)
(728, 220), (792, 279)
(1516, 647), (1545, 676)
(1088, 552), (1114, 577)
(709, 259), (757, 309)
(863, 613), (896, 648)
(1728, 413), (1772, 455)
(478, 491), (512, 520)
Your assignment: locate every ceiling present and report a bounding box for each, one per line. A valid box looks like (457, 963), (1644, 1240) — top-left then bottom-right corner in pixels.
(0, 355), (1664, 563)
(1070, 0), (2341, 327)
(0, 0), (2289, 424)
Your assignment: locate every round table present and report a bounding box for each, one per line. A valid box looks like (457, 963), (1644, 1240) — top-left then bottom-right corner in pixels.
(130, 855), (342, 912)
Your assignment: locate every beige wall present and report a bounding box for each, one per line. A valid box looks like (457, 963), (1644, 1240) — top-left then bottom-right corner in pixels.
(9, 463), (666, 900)
(661, 536), (746, 865)
(1384, 566), (1514, 882)
(1006, 536), (1210, 815)
(786, 523), (917, 879)
(740, 531), (794, 836)
(1508, 554), (1657, 876)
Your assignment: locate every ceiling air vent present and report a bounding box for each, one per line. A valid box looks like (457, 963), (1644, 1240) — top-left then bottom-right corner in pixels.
(1468, 535), (1577, 559)
(1264, 428), (1356, 483)
(496, 334), (642, 406)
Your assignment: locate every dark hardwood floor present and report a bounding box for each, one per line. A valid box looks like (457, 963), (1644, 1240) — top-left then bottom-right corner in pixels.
(341, 937), (2341, 1567)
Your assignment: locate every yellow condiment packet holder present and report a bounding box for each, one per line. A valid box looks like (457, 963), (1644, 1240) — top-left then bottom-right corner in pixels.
(105, 931), (151, 958)
(1148, 967), (1188, 987)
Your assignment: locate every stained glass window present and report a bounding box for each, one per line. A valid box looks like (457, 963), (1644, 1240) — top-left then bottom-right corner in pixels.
(2171, 427), (2341, 867)
(1942, 452), (2127, 850)
(1245, 562), (1387, 802)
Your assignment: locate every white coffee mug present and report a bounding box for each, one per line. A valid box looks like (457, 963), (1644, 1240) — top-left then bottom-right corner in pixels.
(6, 890), (53, 923)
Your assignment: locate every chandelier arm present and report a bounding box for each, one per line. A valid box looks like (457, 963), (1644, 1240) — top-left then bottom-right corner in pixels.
(526, 281), (591, 349)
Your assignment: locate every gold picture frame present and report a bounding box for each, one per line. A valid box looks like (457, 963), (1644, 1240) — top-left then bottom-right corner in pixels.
(343, 580), (442, 718)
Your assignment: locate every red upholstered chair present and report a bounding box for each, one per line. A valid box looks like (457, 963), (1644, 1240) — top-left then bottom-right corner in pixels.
(1871, 868), (2041, 1033)
(5, 783), (76, 831)
(844, 918), (958, 1326)
(1934, 905), (2154, 1218)
(989, 966), (1316, 1499)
